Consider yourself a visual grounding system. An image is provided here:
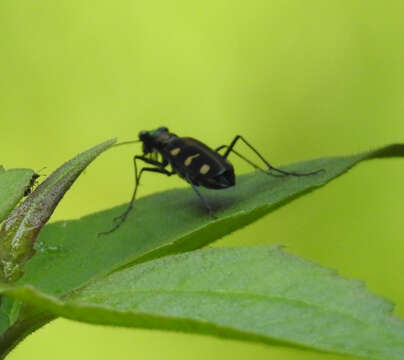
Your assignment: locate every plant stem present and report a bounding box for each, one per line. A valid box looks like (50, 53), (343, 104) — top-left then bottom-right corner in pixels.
(0, 306), (54, 359)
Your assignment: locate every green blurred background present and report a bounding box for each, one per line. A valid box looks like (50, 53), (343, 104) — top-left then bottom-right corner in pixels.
(1, 1), (404, 359)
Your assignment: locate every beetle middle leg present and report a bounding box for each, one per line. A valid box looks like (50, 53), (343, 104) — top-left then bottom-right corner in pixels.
(185, 174), (217, 220)
(216, 135), (323, 177)
(98, 155), (173, 236)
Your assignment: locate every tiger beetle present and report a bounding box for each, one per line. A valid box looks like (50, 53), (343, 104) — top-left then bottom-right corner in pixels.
(98, 126), (323, 235)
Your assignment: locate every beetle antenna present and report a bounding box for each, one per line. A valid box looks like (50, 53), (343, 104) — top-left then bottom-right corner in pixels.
(113, 140), (141, 148)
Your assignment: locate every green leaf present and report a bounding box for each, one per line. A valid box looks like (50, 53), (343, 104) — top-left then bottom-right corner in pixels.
(0, 139), (117, 356)
(2, 246), (404, 360)
(0, 169), (35, 223)
(0, 296), (23, 335)
(0, 139), (116, 283)
(18, 144), (404, 297)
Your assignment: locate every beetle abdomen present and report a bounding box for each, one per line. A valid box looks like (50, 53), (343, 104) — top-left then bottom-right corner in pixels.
(200, 168), (235, 189)
(164, 137), (235, 189)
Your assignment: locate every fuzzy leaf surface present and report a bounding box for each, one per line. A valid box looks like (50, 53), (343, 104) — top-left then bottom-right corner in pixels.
(3, 246), (404, 360)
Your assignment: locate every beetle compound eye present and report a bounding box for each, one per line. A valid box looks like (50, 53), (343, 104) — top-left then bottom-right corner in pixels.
(139, 131), (148, 140)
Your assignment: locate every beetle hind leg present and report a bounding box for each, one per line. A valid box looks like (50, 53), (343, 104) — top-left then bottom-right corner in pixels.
(216, 135), (324, 177)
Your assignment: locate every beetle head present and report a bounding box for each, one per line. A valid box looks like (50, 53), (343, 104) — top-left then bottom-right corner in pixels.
(138, 127), (169, 154)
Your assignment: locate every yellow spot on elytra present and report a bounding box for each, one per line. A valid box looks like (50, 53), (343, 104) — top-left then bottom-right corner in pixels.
(170, 148), (181, 156)
(200, 164), (210, 174)
(184, 154), (200, 166)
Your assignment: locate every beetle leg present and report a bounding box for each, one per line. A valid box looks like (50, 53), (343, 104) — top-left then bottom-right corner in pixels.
(135, 155), (169, 168)
(218, 135), (323, 177)
(215, 145), (272, 175)
(98, 156), (173, 236)
(186, 174), (217, 220)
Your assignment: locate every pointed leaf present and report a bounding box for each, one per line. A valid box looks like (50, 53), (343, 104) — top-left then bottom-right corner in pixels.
(0, 139), (116, 282)
(3, 246), (404, 360)
(19, 144), (404, 297)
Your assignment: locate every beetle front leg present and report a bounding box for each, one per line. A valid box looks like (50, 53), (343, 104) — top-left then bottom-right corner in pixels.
(98, 156), (173, 236)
